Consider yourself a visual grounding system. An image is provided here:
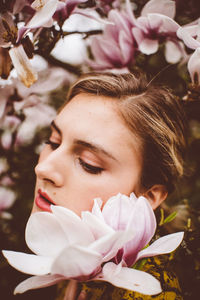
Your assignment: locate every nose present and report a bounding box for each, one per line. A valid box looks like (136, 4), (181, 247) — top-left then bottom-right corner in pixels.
(35, 150), (64, 187)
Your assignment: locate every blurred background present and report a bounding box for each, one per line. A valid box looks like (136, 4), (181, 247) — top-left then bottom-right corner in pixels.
(0, 0), (200, 299)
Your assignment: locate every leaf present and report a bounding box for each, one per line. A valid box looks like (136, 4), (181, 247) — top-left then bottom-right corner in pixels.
(163, 211), (177, 224)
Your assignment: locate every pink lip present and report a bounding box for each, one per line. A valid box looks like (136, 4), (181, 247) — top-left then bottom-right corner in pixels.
(35, 189), (55, 212)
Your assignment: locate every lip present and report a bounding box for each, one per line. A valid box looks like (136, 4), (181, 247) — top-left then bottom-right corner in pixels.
(35, 189), (55, 212)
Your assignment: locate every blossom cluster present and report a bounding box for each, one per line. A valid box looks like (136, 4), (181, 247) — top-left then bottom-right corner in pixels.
(0, 0), (200, 86)
(3, 193), (183, 295)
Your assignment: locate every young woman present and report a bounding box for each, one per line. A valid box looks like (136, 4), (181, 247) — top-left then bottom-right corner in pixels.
(32, 72), (186, 299)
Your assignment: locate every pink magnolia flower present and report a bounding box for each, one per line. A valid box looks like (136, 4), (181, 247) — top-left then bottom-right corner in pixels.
(3, 193), (183, 295)
(177, 22), (200, 83)
(26, 0), (88, 29)
(89, 9), (136, 70)
(127, 0), (183, 63)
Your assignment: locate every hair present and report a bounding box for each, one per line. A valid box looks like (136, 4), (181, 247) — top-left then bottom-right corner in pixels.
(66, 72), (187, 193)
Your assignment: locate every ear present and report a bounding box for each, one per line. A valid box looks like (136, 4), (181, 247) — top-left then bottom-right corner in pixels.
(143, 185), (168, 210)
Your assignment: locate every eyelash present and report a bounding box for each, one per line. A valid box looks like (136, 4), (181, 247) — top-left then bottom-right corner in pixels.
(45, 139), (60, 150)
(78, 158), (104, 175)
(45, 140), (104, 175)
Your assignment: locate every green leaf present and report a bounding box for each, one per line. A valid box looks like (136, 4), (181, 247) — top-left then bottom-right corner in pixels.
(163, 211), (177, 224)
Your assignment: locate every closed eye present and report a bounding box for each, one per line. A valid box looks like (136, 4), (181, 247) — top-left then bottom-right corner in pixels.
(45, 139), (60, 150)
(78, 158), (104, 174)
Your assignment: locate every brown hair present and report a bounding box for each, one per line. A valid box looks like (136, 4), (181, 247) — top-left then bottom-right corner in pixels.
(67, 72), (187, 193)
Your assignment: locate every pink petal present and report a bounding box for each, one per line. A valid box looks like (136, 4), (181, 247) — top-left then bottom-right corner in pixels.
(91, 198), (104, 220)
(102, 193), (134, 230)
(96, 39), (123, 66)
(51, 205), (94, 245)
(26, 0), (58, 28)
(123, 197), (156, 266)
(51, 244), (102, 278)
(132, 27), (144, 45)
(90, 37), (113, 68)
(89, 230), (134, 262)
(139, 38), (159, 54)
(188, 47), (200, 83)
(177, 27), (200, 50)
(107, 10), (132, 39)
(2, 251), (53, 275)
(119, 30), (134, 64)
(14, 274), (64, 294)
(136, 232), (184, 261)
(148, 14), (180, 32)
(125, 0), (137, 27)
(25, 212), (68, 257)
(165, 40), (182, 63)
(99, 262), (162, 295)
(81, 211), (114, 239)
(141, 0), (175, 19)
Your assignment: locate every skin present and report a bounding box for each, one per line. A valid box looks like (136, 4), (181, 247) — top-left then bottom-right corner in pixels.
(32, 93), (142, 215)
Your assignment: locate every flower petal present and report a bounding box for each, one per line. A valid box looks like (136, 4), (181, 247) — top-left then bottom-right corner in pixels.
(25, 211), (68, 257)
(51, 244), (102, 278)
(101, 193), (133, 231)
(165, 40), (182, 63)
(123, 197), (156, 267)
(26, 0), (58, 28)
(139, 38), (159, 55)
(148, 14), (180, 32)
(91, 198), (104, 220)
(177, 27), (200, 50)
(89, 230), (134, 262)
(2, 251), (53, 275)
(14, 274), (64, 294)
(81, 211), (114, 239)
(188, 47), (200, 84)
(51, 205), (94, 245)
(99, 262), (162, 295)
(90, 37), (113, 68)
(136, 232), (184, 261)
(141, 0), (175, 19)
(9, 45), (38, 87)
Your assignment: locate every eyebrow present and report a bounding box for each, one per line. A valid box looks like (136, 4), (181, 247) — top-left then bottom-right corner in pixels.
(51, 120), (117, 161)
(74, 139), (117, 162)
(51, 120), (61, 135)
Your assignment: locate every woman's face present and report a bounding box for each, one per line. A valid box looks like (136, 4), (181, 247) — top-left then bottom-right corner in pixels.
(32, 93), (142, 216)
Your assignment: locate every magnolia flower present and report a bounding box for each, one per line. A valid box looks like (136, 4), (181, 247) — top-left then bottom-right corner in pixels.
(3, 193), (183, 295)
(26, 0), (88, 29)
(0, 187), (16, 219)
(89, 9), (136, 70)
(177, 22), (200, 83)
(127, 0), (183, 63)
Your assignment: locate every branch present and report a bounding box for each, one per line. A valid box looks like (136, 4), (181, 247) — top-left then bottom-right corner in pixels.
(35, 50), (82, 75)
(62, 29), (102, 39)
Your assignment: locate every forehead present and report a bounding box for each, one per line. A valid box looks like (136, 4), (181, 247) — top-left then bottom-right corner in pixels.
(56, 93), (141, 162)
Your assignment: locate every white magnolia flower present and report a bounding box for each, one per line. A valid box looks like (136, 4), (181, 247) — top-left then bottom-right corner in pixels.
(3, 193), (184, 295)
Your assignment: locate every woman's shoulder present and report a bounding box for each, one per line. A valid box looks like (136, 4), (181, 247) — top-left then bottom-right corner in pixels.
(56, 255), (182, 300)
